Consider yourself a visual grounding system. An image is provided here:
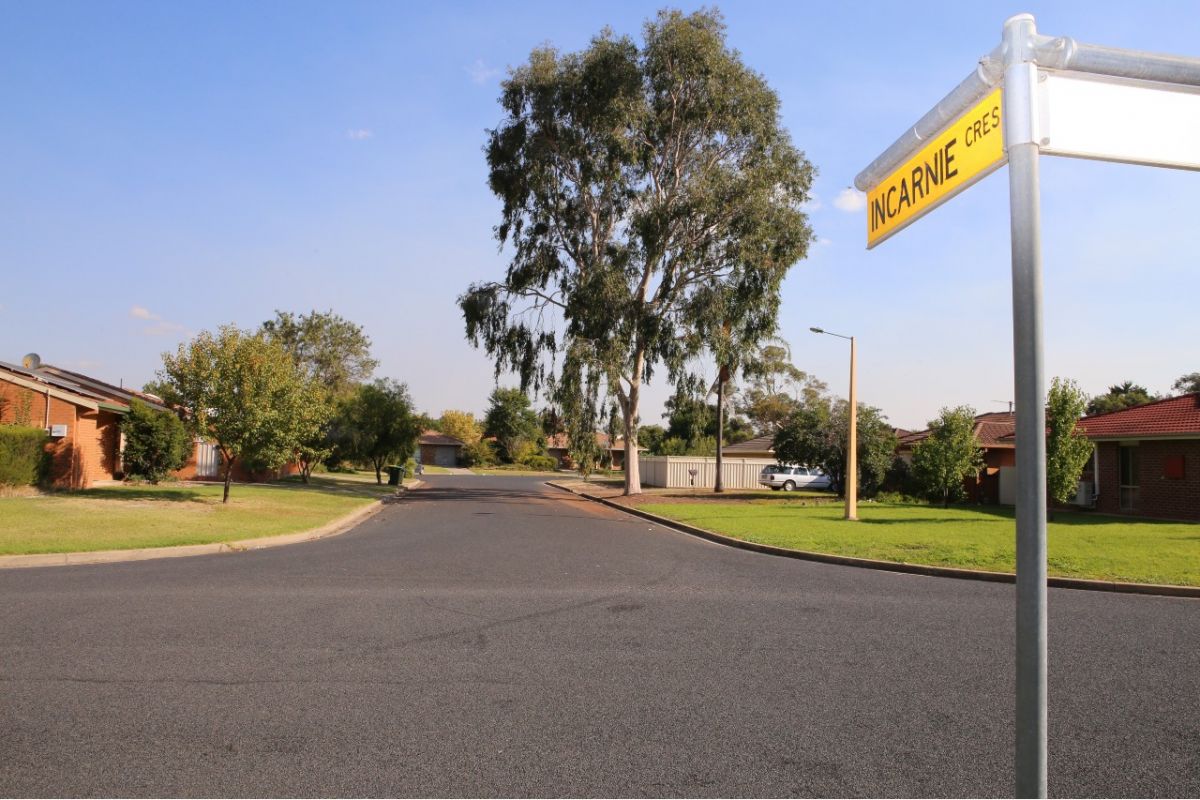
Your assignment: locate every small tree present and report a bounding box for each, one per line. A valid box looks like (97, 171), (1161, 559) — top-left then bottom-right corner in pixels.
(339, 379), (422, 484)
(160, 326), (320, 502)
(911, 406), (984, 508)
(120, 400), (191, 483)
(483, 388), (539, 464)
(1046, 377), (1094, 507)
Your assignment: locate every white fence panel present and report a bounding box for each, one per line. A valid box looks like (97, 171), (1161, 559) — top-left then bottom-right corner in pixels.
(639, 456), (777, 489)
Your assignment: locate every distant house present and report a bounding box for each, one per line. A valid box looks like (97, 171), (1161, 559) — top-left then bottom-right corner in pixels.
(0, 355), (297, 488)
(418, 431), (465, 467)
(720, 434), (776, 460)
(897, 411), (1017, 504)
(1076, 393), (1200, 521)
(544, 432), (645, 470)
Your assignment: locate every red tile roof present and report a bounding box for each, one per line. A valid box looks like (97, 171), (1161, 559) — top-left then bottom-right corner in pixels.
(900, 411), (1016, 449)
(1078, 393), (1200, 439)
(419, 430), (466, 447)
(544, 432), (645, 451)
(722, 434), (775, 453)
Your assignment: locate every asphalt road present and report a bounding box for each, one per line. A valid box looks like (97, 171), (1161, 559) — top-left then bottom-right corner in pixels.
(2, 475), (1197, 797)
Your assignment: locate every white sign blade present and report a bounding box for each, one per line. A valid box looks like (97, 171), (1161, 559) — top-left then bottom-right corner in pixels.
(1039, 70), (1200, 171)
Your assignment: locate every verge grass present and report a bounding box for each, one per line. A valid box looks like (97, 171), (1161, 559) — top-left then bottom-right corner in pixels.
(0, 474), (393, 555)
(638, 501), (1200, 587)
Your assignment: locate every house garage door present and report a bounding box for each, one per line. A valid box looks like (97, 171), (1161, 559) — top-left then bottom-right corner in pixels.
(433, 445), (457, 467)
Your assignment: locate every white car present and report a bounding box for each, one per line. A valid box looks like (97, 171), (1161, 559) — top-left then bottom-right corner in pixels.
(759, 464), (832, 492)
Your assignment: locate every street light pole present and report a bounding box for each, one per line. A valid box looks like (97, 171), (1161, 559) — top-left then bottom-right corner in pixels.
(810, 327), (858, 521)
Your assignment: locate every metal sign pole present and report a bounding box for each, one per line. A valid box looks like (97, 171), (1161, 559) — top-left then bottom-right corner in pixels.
(1002, 14), (1048, 799)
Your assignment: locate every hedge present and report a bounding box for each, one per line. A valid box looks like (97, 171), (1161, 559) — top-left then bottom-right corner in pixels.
(0, 425), (49, 486)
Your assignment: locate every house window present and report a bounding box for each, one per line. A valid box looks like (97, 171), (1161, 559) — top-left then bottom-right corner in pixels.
(1163, 455), (1185, 480)
(1119, 445), (1139, 511)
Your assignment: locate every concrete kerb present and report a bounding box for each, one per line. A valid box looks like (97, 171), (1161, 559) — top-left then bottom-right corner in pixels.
(0, 480), (425, 570)
(546, 481), (1200, 600)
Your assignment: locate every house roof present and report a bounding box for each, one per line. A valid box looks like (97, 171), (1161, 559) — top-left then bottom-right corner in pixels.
(900, 411), (1017, 449)
(544, 432), (646, 451)
(419, 430), (466, 447)
(1077, 393), (1200, 439)
(722, 434), (775, 454)
(0, 359), (176, 415)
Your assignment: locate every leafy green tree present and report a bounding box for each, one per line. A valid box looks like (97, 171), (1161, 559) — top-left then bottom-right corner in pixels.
(260, 310), (377, 397)
(773, 397), (896, 498)
(638, 424), (667, 454)
(460, 8), (814, 496)
(1086, 381), (1157, 415)
(1172, 372), (1200, 395)
(553, 343), (605, 478)
(484, 388), (540, 464)
(339, 379), (422, 484)
(160, 326), (322, 502)
(736, 340), (826, 435)
(1046, 377), (1095, 506)
(120, 400), (191, 483)
(911, 406), (985, 507)
(260, 310), (375, 482)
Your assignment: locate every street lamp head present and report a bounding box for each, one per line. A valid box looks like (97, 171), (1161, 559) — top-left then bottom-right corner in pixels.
(809, 327), (824, 334)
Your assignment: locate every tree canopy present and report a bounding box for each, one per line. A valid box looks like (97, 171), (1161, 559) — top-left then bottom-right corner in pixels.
(261, 310), (377, 398)
(120, 400), (191, 484)
(439, 410), (483, 445)
(1086, 381), (1157, 415)
(772, 396), (896, 498)
(736, 340), (826, 435)
(460, 8), (814, 494)
(1172, 372), (1200, 396)
(160, 326), (322, 502)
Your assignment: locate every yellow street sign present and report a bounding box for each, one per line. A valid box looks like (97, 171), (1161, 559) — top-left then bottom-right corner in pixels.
(867, 87), (1006, 248)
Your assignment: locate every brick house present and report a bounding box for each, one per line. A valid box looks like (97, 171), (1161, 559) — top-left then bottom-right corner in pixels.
(544, 432), (645, 470)
(897, 411), (1017, 504)
(1077, 393), (1200, 521)
(0, 356), (296, 488)
(418, 431), (465, 467)
(0, 358), (162, 488)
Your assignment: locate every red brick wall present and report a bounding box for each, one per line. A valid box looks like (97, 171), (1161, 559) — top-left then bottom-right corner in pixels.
(1095, 439), (1200, 521)
(0, 380), (125, 488)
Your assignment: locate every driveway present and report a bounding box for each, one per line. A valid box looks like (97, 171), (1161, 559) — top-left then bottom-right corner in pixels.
(1, 475), (1196, 796)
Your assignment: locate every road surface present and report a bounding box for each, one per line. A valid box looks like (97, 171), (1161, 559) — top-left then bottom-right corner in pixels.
(2, 475), (1196, 796)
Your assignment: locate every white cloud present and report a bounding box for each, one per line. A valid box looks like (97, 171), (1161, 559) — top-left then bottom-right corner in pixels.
(346, 129), (374, 141)
(800, 195), (822, 212)
(817, 237), (833, 246)
(833, 188), (867, 212)
(129, 306), (185, 336)
(465, 59), (502, 86)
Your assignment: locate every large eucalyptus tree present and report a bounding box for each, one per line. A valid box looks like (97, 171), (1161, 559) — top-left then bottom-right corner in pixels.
(461, 8), (814, 494)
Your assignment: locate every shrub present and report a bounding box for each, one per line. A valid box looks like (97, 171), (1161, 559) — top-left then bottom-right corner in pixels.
(520, 454), (559, 471)
(0, 425), (49, 486)
(120, 400), (191, 484)
(462, 440), (497, 467)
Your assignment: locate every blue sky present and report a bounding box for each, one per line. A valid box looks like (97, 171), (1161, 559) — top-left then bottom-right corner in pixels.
(2, 1), (1197, 429)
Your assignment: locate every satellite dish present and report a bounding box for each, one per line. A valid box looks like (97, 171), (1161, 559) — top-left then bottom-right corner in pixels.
(21, 353), (41, 369)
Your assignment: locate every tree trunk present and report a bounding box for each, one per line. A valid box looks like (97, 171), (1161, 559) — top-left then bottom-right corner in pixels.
(300, 459), (311, 484)
(222, 458), (234, 504)
(619, 351), (645, 496)
(714, 368), (727, 494)
(374, 460), (383, 485)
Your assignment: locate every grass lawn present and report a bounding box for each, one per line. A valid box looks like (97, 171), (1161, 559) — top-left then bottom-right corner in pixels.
(0, 474), (395, 555)
(638, 501), (1200, 587)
